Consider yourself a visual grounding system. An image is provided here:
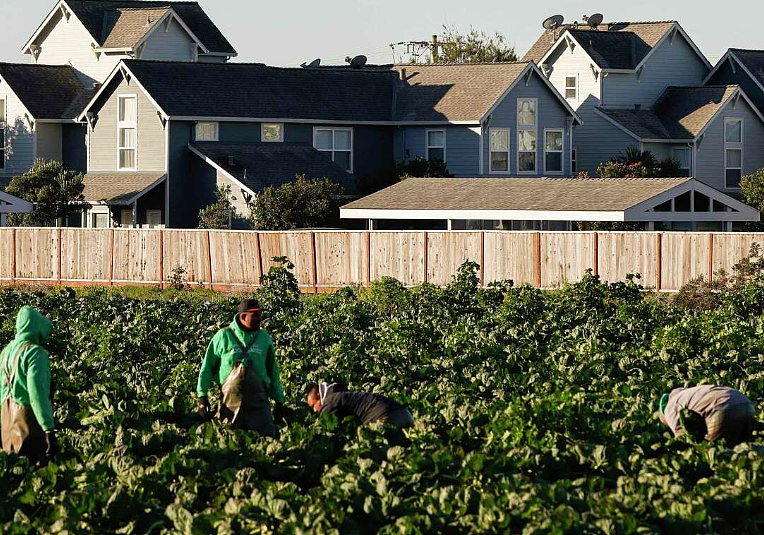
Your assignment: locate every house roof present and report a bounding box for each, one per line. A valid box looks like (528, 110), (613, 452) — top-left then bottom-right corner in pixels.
(45, 1), (236, 54)
(727, 49), (764, 91)
(522, 21), (676, 66)
(82, 172), (166, 204)
(391, 62), (531, 122)
(119, 60), (397, 121)
(597, 85), (739, 140)
(189, 143), (359, 195)
(0, 63), (93, 120)
(342, 177), (693, 213)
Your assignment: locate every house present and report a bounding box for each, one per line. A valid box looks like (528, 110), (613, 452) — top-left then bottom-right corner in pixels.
(704, 49), (764, 114)
(523, 20), (713, 175)
(340, 177), (760, 231)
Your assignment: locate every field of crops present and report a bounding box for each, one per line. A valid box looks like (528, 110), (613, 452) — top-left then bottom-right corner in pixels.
(1, 260), (763, 534)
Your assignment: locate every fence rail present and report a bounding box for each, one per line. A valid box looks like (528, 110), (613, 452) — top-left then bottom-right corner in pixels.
(0, 229), (762, 292)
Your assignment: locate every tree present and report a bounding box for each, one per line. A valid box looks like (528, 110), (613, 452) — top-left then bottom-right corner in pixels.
(595, 147), (682, 179)
(436, 25), (517, 64)
(6, 159), (89, 226)
(740, 167), (764, 231)
(397, 156), (453, 178)
(249, 175), (345, 230)
(198, 184), (238, 229)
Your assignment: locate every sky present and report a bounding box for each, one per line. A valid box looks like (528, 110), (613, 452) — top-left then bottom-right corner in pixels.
(2, 0), (763, 67)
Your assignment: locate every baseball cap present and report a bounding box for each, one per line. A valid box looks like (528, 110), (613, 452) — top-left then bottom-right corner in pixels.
(238, 299), (262, 314)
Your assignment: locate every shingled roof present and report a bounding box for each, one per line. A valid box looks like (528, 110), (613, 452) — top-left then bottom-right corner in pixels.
(728, 49), (764, 91)
(190, 143), (359, 195)
(61, 1), (235, 54)
(597, 85), (740, 140)
(0, 63), (93, 120)
(391, 62), (532, 122)
(82, 172), (165, 203)
(118, 60), (397, 121)
(522, 21), (677, 66)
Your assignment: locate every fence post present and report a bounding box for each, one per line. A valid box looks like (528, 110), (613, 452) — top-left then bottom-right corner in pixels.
(57, 228), (63, 285)
(479, 231), (485, 288)
(310, 231), (318, 294)
(535, 232), (542, 288)
(423, 232), (429, 284)
(255, 232), (263, 285)
(205, 230), (213, 288)
(108, 229), (114, 287)
(656, 233), (662, 292)
(159, 229), (164, 289)
(593, 232), (599, 277)
(708, 233), (714, 284)
(11, 228), (16, 284)
(365, 231), (371, 287)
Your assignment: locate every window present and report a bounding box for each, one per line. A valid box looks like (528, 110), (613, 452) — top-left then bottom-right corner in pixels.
(517, 99), (537, 173)
(195, 121), (218, 141)
(0, 98), (5, 169)
(426, 129), (445, 161)
(489, 128), (509, 172)
(672, 148), (691, 177)
(544, 130), (564, 174)
(146, 210), (163, 229)
(120, 209), (134, 228)
(262, 123), (284, 142)
(314, 128), (352, 172)
(565, 76), (577, 100)
(91, 211), (109, 228)
(117, 95), (137, 170)
(571, 148), (577, 174)
(724, 118), (743, 189)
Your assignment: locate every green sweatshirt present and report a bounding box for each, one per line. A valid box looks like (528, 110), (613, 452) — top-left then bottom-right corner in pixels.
(196, 315), (284, 403)
(0, 306), (54, 431)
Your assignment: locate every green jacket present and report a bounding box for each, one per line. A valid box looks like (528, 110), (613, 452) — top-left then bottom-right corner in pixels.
(196, 316), (284, 403)
(0, 306), (54, 431)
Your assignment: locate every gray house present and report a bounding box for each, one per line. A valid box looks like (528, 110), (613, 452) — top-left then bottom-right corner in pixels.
(705, 49), (764, 114)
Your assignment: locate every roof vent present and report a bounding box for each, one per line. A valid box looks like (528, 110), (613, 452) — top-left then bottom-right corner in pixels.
(93, 82), (102, 90)
(634, 104), (642, 110)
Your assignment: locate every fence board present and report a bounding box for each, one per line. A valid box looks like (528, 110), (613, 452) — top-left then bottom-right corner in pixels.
(314, 232), (368, 286)
(661, 233), (710, 291)
(483, 233), (536, 286)
(15, 228), (59, 280)
(60, 229), (111, 281)
(162, 230), (210, 284)
(426, 232), (482, 286)
(0, 229), (12, 280)
(370, 232), (426, 286)
(541, 233), (595, 288)
(113, 229), (162, 283)
(712, 234), (764, 276)
(209, 231), (259, 286)
(598, 233), (659, 288)
(259, 232), (314, 287)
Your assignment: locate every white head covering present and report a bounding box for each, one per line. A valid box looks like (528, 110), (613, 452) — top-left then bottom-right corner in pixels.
(318, 382), (338, 403)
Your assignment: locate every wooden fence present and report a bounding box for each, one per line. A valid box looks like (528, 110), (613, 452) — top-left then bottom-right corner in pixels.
(0, 228), (762, 292)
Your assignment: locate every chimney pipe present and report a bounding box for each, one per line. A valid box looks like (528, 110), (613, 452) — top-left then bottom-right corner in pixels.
(400, 68), (407, 81)
(431, 34), (439, 63)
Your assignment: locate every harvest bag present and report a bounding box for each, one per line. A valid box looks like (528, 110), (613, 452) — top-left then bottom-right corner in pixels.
(1, 343), (46, 462)
(218, 330), (274, 436)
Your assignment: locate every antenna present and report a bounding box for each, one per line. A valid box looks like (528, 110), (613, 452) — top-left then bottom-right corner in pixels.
(347, 55), (368, 68)
(542, 14), (564, 30)
(585, 13), (604, 29)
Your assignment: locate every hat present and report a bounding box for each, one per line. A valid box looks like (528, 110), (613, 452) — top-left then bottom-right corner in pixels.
(659, 393), (670, 416)
(238, 299), (262, 314)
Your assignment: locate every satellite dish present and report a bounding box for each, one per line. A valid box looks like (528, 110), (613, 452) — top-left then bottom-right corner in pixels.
(587, 13), (604, 28)
(309, 58), (321, 68)
(542, 15), (564, 30)
(350, 55), (368, 68)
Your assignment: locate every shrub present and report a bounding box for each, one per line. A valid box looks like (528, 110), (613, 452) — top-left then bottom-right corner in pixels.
(198, 185), (239, 229)
(249, 175), (345, 230)
(397, 156), (453, 178)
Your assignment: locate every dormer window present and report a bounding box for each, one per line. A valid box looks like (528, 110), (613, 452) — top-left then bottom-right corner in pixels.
(195, 121), (219, 141)
(565, 76), (577, 100)
(262, 123), (284, 142)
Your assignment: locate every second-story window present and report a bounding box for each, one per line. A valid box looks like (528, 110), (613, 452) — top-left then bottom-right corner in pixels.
(517, 98), (537, 173)
(195, 122), (219, 141)
(565, 76), (577, 100)
(0, 98), (5, 169)
(117, 95), (137, 170)
(672, 148), (691, 177)
(262, 123), (284, 142)
(544, 130), (563, 174)
(724, 118), (743, 189)
(314, 127), (353, 172)
(426, 129), (446, 161)
(490, 128), (509, 172)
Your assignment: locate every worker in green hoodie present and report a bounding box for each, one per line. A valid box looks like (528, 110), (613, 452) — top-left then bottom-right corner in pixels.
(196, 299), (285, 437)
(0, 306), (58, 465)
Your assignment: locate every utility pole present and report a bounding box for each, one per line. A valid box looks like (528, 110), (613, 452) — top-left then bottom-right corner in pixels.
(431, 34), (439, 63)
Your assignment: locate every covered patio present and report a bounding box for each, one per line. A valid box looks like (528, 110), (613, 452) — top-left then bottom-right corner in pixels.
(80, 172), (167, 228)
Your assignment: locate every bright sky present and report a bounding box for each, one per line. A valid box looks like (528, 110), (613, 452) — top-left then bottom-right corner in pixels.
(2, 0), (763, 67)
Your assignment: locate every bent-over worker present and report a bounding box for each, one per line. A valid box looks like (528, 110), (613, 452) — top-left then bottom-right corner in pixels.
(658, 385), (756, 447)
(197, 299), (285, 437)
(306, 382), (414, 428)
(0, 306), (58, 465)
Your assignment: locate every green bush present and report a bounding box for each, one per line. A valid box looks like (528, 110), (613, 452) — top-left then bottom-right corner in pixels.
(249, 175), (345, 230)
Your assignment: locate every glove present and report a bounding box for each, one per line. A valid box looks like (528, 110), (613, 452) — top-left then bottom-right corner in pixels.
(273, 403), (286, 424)
(198, 396), (210, 418)
(45, 431), (58, 460)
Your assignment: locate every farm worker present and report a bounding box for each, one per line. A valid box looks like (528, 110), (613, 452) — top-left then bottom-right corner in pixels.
(196, 298), (285, 438)
(306, 382), (414, 428)
(0, 306), (58, 465)
(658, 385), (756, 447)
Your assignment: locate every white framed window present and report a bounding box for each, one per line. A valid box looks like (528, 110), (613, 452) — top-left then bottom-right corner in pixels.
(565, 76), (578, 100)
(195, 121), (218, 141)
(426, 129), (446, 161)
(672, 148), (691, 177)
(724, 118), (743, 189)
(117, 95), (137, 170)
(146, 210), (163, 229)
(314, 127), (353, 172)
(544, 129), (564, 174)
(262, 123), (284, 142)
(571, 147), (577, 174)
(517, 99), (537, 174)
(0, 98), (5, 169)
(489, 128), (510, 173)
(121, 209), (134, 228)
(89, 207), (110, 228)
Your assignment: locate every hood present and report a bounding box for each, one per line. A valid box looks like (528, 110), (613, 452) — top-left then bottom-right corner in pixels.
(15, 306), (53, 345)
(319, 382), (348, 403)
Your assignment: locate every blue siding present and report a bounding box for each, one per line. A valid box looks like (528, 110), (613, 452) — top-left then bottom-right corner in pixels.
(62, 123), (87, 173)
(707, 59), (764, 117)
(218, 122), (261, 143)
(398, 125), (480, 177)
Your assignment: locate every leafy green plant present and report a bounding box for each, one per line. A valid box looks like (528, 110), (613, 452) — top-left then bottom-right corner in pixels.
(198, 184), (239, 229)
(397, 156), (453, 178)
(249, 175), (346, 230)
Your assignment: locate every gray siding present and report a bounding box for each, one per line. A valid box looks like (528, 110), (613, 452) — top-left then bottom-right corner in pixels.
(603, 34), (709, 108)
(89, 75), (166, 172)
(36, 122), (62, 163)
(695, 98), (764, 192)
(62, 123), (87, 172)
(141, 17), (196, 62)
(0, 89), (35, 179)
(707, 59), (764, 117)
(399, 126), (480, 177)
(576, 109), (639, 173)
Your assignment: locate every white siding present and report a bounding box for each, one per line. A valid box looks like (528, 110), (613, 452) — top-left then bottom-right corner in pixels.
(603, 35), (709, 108)
(695, 99), (764, 192)
(216, 170), (251, 217)
(545, 41), (601, 115)
(36, 123), (62, 162)
(140, 17), (196, 62)
(0, 88), (35, 179)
